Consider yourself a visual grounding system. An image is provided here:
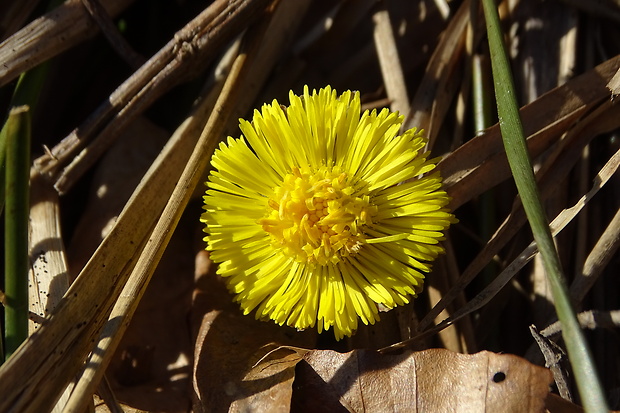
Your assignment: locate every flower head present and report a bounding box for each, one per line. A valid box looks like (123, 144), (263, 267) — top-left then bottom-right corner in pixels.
(202, 86), (456, 339)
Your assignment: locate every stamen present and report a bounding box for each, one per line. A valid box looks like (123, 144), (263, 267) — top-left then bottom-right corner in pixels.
(268, 199), (279, 210)
(259, 167), (375, 264)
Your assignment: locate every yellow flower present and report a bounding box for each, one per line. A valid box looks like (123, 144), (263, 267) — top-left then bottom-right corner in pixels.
(202, 86), (456, 340)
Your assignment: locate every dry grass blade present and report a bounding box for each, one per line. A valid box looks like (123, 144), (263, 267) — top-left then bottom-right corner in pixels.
(80, 0), (146, 70)
(541, 310), (620, 339)
(123, 27), (264, 413)
(372, 0), (410, 116)
(569, 208), (620, 305)
(608, 67), (620, 97)
(0, 109), (185, 411)
(27, 177), (74, 412)
(59, 88), (216, 413)
(0, 0), (136, 88)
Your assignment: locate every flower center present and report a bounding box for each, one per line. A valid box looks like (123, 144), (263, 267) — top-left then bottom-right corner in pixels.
(260, 166), (377, 265)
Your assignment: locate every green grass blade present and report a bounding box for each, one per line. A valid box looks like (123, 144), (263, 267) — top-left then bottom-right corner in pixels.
(0, 124), (7, 215)
(3, 106), (31, 361)
(0, 44), (50, 216)
(480, 0), (608, 411)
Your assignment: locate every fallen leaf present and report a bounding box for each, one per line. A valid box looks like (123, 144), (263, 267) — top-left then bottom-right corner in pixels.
(544, 393), (583, 413)
(292, 348), (553, 413)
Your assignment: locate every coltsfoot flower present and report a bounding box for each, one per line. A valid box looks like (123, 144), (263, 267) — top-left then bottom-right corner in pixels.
(201, 86), (456, 340)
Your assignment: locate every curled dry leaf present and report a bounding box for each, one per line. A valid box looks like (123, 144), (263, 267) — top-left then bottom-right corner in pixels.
(292, 348), (553, 413)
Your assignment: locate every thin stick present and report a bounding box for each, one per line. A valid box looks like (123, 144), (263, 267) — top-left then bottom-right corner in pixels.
(372, 0), (410, 117)
(80, 0), (145, 70)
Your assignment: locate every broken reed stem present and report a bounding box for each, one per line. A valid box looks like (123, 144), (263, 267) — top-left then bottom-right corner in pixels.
(80, 0), (145, 70)
(372, 0), (410, 117)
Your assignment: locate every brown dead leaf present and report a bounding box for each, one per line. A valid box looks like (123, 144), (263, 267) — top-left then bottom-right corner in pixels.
(292, 348), (553, 413)
(545, 393), (584, 413)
